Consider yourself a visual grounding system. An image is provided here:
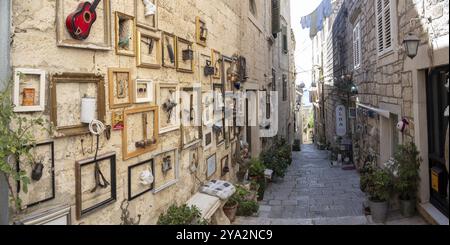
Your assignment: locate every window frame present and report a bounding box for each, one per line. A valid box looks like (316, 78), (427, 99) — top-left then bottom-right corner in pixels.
(375, 0), (394, 56)
(353, 22), (362, 70)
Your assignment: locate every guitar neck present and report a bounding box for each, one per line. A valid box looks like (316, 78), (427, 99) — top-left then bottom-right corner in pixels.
(90, 0), (101, 12)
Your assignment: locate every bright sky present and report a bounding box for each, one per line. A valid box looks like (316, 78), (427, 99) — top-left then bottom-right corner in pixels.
(290, 0), (322, 88)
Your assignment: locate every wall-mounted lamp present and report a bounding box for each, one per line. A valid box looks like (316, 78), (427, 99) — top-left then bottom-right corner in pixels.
(403, 33), (420, 59)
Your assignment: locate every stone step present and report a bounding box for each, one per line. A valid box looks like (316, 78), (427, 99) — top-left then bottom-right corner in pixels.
(234, 215), (369, 225)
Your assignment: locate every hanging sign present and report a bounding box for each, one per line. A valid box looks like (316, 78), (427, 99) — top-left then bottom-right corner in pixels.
(336, 105), (347, 136)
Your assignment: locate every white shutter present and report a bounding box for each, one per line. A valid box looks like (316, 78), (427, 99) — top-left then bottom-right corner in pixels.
(353, 23), (361, 69)
(376, 0), (393, 54)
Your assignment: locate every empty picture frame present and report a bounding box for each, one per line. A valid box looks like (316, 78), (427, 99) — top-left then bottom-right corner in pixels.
(211, 49), (221, 79)
(176, 37), (194, 73)
(56, 0), (112, 50)
(135, 0), (158, 30)
(162, 32), (177, 68)
(206, 154), (217, 179)
(16, 141), (55, 209)
(135, 79), (154, 104)
(221, 155), (230, 177)
(137, 29), (161, 69)
(153, 148), (179, 193)
(50, 73), (106, 137)
(128, 159), (155, 201)
(123, 106), (159, 160)
(196, 16), (207, 46)
(108, 68), (132, 109)
(157, 83), (180, 134)
(13, 68), (46, 112)
(17, 205), (71, 225)
(181, 87), (201, 149)
(115, 11), (136, 56)
(75, 152), (117, 220)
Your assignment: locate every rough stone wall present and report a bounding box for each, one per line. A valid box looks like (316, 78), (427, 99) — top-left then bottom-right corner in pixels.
(9, 0), (277, 225)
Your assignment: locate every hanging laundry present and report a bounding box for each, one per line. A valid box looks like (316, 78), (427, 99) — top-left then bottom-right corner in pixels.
(300, 0), (332, 38)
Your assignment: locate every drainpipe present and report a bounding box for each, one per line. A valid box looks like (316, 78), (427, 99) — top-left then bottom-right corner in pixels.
(0, 0), (12, 225)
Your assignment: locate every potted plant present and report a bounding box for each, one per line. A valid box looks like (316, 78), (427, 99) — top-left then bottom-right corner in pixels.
(366, 167), (393, 223)
(393, 142), (421, 217)
(157, 204), (209, 225)
(248, 158), (265, 181)
(223, 193), (239, 222)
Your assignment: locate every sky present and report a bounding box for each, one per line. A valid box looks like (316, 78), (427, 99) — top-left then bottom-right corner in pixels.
(290, 0), (322, 87)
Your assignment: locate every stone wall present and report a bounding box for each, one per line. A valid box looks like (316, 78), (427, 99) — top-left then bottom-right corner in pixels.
(9, 0), (294, 225)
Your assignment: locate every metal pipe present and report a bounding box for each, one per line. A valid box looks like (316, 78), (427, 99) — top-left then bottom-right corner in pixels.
(0, 0), (12, 225)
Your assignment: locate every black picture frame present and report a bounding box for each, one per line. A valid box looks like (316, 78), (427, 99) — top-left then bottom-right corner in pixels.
(16, 141), (55, 209)
(213, 83), (226, 146)
(75, 152), (117, 220)
(128, 159), (155, 201)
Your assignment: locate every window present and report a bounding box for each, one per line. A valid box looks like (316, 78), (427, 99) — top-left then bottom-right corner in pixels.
(249, 0), (257, 17)
(282, 26), (288, 54)
(353, 22), (361, 69)
(282, 74), (287, 101)
(376, 0), (393, 55)
(272, 0), (281, 37)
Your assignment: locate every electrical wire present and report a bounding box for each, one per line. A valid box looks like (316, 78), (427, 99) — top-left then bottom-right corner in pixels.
(89, 119), (109, 193)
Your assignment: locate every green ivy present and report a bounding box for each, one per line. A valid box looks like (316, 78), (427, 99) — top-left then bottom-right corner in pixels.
(393, 142), (421, 200)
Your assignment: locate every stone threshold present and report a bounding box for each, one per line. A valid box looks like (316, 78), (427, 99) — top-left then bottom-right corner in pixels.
(418, 202), (449, 225)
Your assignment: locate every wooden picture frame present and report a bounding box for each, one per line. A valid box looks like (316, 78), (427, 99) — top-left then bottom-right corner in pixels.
(112, 110), (125, 131)
(134, 79), (154, 104)
(108, 68), (132, 109)
(50, 73), (106, 137)
(75, 152), (117, 220)
(123, 106), (159, 160)
(206, 154), (217, 179)
(157, 83), (180, 134)
(16, 141), (55, 209)
(153, 148), (179, 194)
(211, 49), (221, 79)
(221, 155), (230, 177)
(176, 37), (194, 73)
(196, 17), (207, 47)
(181, 86), (201, 149)
(137, 29), (161, 69)
(115, 11), (136, 56)
(135, 0), (158, 30)
(162, 32), (177, 68)
(56, 0), (112, 50)
(17, 206), (71, 225)
(13, 68), (46, 113)
(128, 159), (155, 201)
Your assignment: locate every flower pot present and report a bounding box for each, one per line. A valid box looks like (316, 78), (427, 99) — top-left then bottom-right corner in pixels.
(400, 199), (416, 218)
(223, 202), (238, 222)
(369, 200), (389, 223)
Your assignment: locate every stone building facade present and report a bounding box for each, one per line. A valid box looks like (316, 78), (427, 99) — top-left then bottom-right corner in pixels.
(311, 0), (449, 223)
(2, 0), (295, 225)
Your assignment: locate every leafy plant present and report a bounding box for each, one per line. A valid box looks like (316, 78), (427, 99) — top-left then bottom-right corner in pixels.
(393, 142), (421, 201)
(366, 167), (393, 202)
(157, 204), (209, 225)
(236, 200), (259, 216)
(248, 158), (265, 178)
(0, 81), (51, 209)
(260, 138), (291, 177)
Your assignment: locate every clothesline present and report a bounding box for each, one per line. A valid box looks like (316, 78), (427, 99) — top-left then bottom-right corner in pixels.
(299, 0), (332, 38)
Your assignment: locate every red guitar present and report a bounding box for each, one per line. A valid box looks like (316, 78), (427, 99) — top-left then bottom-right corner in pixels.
(66, 0), (101, 40)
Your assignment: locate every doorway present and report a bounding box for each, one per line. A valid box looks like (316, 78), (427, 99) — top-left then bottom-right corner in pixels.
(426, 65), (449, 217)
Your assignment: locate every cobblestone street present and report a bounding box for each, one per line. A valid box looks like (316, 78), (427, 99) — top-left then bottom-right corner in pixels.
(235, 144), (428, 225)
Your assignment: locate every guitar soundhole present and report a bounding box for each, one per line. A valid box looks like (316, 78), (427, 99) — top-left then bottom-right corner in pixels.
(83, 12), (92, 23)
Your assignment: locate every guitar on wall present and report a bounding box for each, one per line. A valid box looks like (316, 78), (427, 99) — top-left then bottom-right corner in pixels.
(66, 0), (102, 40)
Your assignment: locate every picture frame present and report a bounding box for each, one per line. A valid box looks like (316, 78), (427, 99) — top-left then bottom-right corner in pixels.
(202, 126), (213, 151)
(221, 155), (230, 177)
(134, 79), (154, 104)
(17, 206), (71, 225)
(176, 37), (194, 73)
(50, 73), (106, 137)
(16, 141), (55, 209)
(56, 0), (112, 50)
(75, 152), (117, 220)
(128, 159), (155, 201)
(123, 106), (159, 160)
(206, 154), (217, 179)
(213, 84), (225, 146)
(200, 54), (213, 82)
(153, 148), (179, 194)
(211, 49), (221, 79)
(188, 147), (200, 173)
(181, 86), (201, 149)
(162, 32), (177, 69)
(135, 0), (158, 31)
(112, 110), (124, 131)
(13, 68), (46, 113)
(115, 11), (136, 56)
(108, 68), (132, 109)
(157, 83), (180, 134)
(196, 16), (207, 47)
(136, 29), (162, 69)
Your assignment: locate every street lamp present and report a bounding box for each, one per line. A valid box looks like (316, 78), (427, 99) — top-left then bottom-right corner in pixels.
(403, 33), (420, 59)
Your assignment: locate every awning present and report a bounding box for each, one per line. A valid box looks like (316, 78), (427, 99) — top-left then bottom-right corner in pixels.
(356, 103), (390, 118)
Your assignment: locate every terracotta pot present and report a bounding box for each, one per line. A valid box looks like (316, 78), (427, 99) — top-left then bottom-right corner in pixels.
(223, 202), (238, 222)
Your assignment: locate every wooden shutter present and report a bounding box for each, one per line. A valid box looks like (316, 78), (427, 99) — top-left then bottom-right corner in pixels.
(272, 0), (281, 37)
(376, 0), (392, 54)
(353, 23), (361, 69)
